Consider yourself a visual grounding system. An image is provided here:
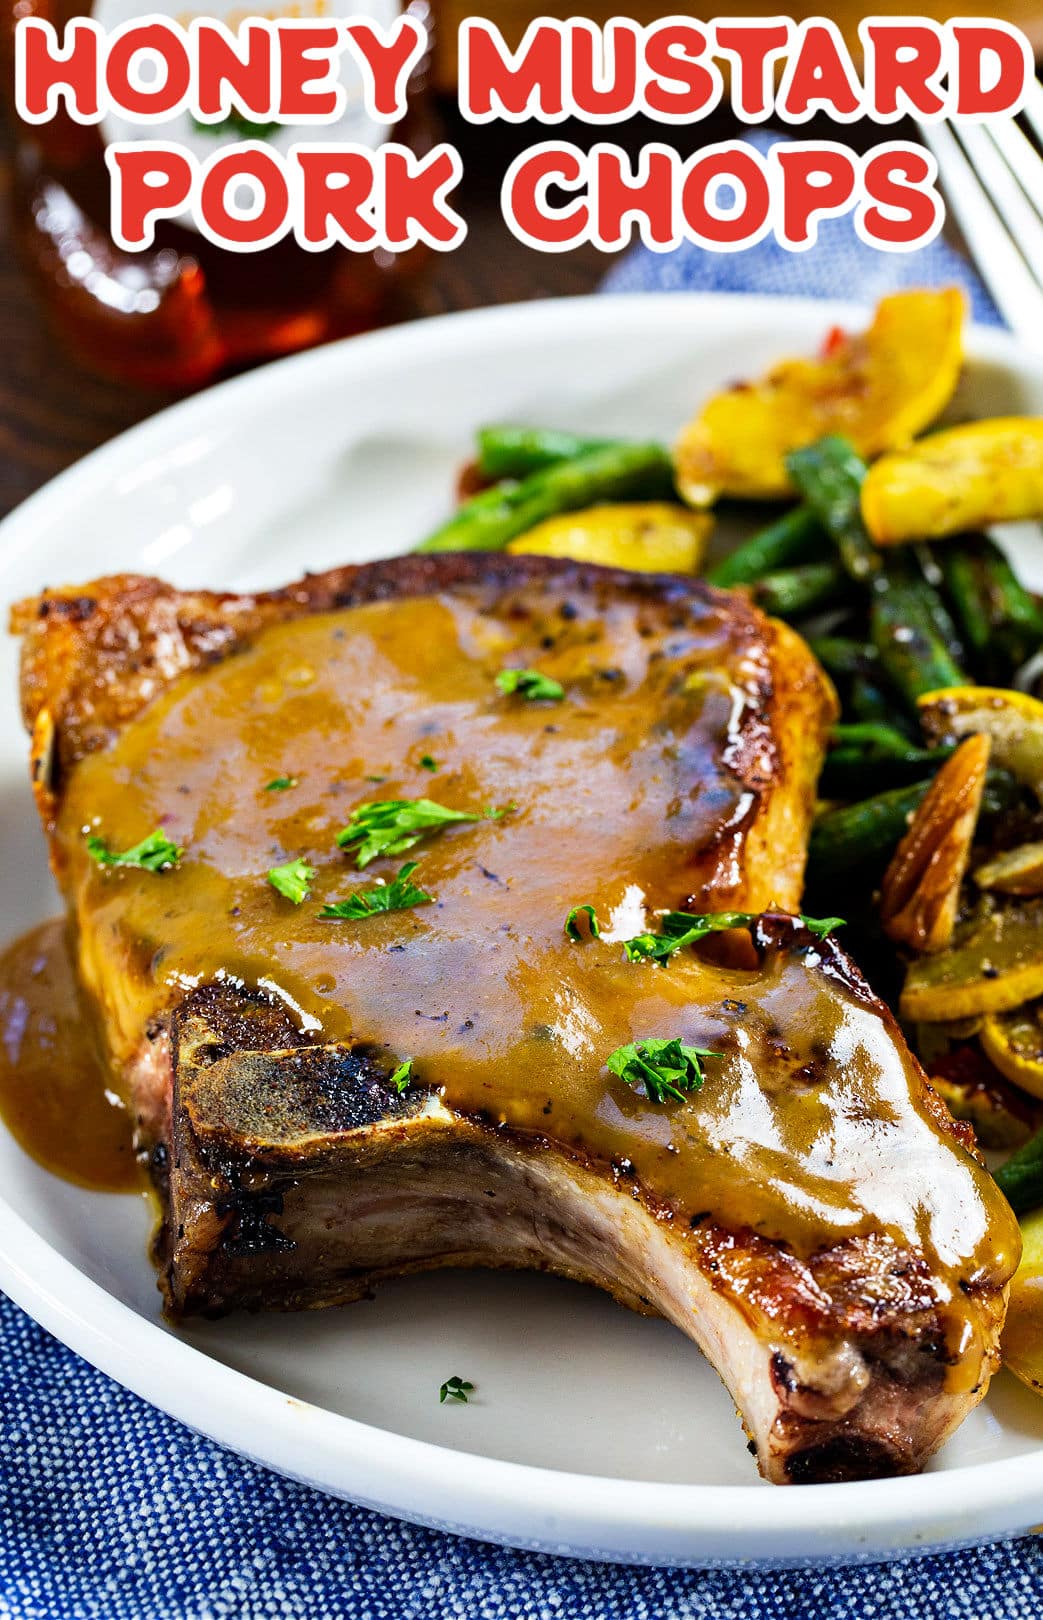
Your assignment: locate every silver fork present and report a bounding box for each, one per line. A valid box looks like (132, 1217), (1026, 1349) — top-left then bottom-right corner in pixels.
(917, 82), (1043, 343)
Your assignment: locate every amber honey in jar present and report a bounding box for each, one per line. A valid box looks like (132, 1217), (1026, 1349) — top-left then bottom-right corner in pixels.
(3, 0), (435, 387)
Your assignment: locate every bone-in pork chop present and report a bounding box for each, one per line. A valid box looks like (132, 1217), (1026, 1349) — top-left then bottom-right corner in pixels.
(11, 553), (1020, 1484)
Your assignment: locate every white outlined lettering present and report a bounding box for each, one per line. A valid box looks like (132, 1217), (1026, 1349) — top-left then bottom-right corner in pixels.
(501, 137), (944, 255)
(106, 136), (466, 251)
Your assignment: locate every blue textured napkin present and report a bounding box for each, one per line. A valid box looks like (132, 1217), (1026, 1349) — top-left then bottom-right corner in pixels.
(601, 128), (1002, 326)
(0, 208), (1036, 1620)
(602, 211), (1002, 326)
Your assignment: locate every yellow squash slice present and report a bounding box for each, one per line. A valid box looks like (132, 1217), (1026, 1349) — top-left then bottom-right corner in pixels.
(901, 898), (1043, 1023)
(862, 417), (1043, 545)
(975, 842), (1043, 897)
(981, 1002), (1043, 1100)
(919, 687), (1043, 804)
(675, 288), (965, 506)
(1002, 1206), (1043, 1395)
(507, 503), (712, 574)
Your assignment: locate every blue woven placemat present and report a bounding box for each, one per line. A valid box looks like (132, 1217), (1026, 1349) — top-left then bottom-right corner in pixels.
(2, 195), (1038, 1619)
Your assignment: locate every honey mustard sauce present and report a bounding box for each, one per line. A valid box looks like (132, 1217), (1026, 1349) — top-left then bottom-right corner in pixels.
(37, 588), (1018, 1292)
(0, 918), (141, 1192)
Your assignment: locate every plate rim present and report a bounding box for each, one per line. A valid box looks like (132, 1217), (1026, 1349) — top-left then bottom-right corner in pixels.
(1, 290), (1041, 1566)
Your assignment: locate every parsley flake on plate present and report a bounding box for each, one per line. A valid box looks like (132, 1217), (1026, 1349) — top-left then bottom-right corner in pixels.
(419, 754), (439, 773)
(439, 1375), (474, 1405)
(265, 776), (298, 792)
(336, 798), (511, 869)
(320, 862), (433, 920)
(606, 1038), (719, 1105)
(267, 857), (315, 904)
(495, 668), (565, 702)
(86, 829), (182, 873)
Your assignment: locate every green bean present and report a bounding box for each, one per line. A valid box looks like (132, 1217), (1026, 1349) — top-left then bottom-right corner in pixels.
(808, 637), (879, 683)
(849, 676), (900, 728)
(832, 722), (927, 752)
(914, 543), (971, 656)
(476, 426), (616, 482)
(752, 560), (849, 619)
(809, 638), (918, 737)
(787, 436), (970, 709)
(708, 506), (823, 588)
(937, 534), (1043, 683)
(787, 438), (882, 585)
(821, 725), (956, 797)
(417, 442), (676, 554)
(810, 782), (932, 876)
(869, 562), (967, 709)
(810, 769), (1017, 877)
(994, 1129), (1043, 1215)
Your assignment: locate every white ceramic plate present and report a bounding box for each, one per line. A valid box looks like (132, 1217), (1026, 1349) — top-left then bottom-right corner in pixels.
(3, 293), (1043, 1568)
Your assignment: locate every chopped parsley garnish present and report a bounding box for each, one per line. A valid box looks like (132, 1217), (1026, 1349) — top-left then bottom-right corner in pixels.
(800, 915), (846, 939)
(607, 1038), (719, 1104)
(86, 829), (182, 872)
(623, 910), (844, 964)
(623, 910), (752, 963)
(320, 861), (433, 920)
(336, 798), (511, 869)
(565, 904), (600, 942)
(389, 1059), (413, 1093)
(495, 668), (565, 702)
(265, 776), (298, 792)
(439, 1375), (474, 1404)
(365, 774), (388, 784)
(419, 754), (438, 772)
(267, 857), (315, 904)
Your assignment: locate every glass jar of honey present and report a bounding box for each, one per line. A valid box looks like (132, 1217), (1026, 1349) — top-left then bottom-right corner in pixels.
(2, 0), (435, 387)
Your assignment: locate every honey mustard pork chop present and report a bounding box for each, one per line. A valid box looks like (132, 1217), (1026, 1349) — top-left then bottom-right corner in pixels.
(12, 552), (1020, 1485)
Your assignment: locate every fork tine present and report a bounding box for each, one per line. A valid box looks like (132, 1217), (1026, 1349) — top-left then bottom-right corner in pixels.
(916, 119), (1043, 343)
(955, 123), (1043, 275)
(1022, 77), (1043, 150)
(986, 116), (1043, 217)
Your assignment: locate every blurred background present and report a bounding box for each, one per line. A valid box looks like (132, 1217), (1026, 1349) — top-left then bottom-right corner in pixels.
(2, 1), (1042, 519)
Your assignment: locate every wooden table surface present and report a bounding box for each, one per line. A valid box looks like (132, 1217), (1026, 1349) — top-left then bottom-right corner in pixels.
(0, 107), (618, 522)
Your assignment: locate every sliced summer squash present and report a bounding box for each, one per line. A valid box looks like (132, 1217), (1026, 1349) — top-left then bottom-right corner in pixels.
(901, 898), (1043, 1022)
(507, 503), (712, 573)
(975, 842), (1043, 897)
(675, 288), (966, 506)
(862, 417), (1043, 545)
(919, 687), (1043, 804)
(981, 1003), (1043, 1101)
(1001, 1206), (1043, 1394)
